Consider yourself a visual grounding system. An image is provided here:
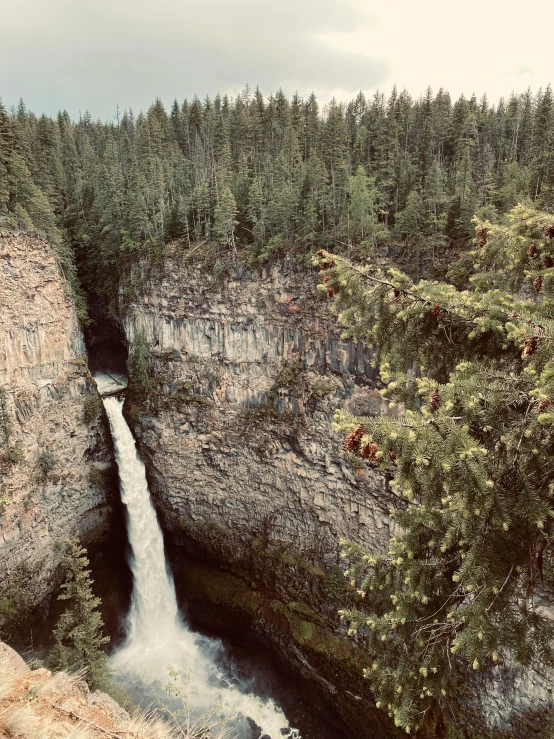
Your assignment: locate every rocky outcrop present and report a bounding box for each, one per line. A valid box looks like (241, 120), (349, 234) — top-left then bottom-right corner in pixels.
(0, 640), (174, 739)
(0, 231), (116, 643)
(121, 257), (405, 738)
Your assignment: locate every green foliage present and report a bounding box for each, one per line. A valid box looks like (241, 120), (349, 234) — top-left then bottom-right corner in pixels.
(213, 186), (238, 250)
(50, 539), (110, 691)
(36, 449), (57, 482)
(82, 391), (101, 424)
(315, 204), (554, 734)
(0, 561), (42, 641)
(127, 333), (153, 403)
(5, 88), (554, 318)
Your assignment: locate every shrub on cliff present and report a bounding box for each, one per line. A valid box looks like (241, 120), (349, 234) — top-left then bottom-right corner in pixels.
(35, 449), (57, 483)
(127, 333), (153, 406)
(316, 204), (554, 735)
(0, 385), (12, 450)
(50, 539), (110, 691)
(83, 391), (101, 424)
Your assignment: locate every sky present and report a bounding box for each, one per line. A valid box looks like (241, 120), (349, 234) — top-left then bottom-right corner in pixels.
(1, 0), (553, 120)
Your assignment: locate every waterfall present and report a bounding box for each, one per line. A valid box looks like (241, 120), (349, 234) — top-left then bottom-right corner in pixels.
(102, 395), (298, 738)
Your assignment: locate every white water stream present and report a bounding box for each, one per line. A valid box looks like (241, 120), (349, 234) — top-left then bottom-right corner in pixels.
(101, 394), (298, 738)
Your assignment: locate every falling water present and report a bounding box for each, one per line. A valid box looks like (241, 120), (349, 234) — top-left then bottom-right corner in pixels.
(102, 395), (298, 738)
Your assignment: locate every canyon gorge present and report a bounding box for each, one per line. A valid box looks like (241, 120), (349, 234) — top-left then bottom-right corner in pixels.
(1, 228), (553, 738)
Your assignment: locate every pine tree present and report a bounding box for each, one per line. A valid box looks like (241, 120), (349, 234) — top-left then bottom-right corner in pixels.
(314, 204), (554, 735)
(348, 165), (385, 248)
(395, 188), (425, 244)
(50, 540), (110, 690)
(213, 185), (238, 254)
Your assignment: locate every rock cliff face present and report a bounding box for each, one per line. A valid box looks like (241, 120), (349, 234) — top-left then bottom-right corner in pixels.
(122, 257), (404, 738)
(0, 231), (116, 642)
(122, 256), (554, 739)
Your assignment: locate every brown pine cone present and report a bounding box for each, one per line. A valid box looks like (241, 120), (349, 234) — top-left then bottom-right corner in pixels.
(522, 337), (538, 356)
(478, 237), (488, 248)
(544, 224), (554, 239)
(388, 450), (397, 464)
(343, 425), (365, 454)
(323, 275), (331, 284)
(528, 242), (538, 258)
(317, 249), (325, 258)
(544, 256), (554, 268)
(429, 390), (441, 410)
(361, 441), (380, 463)
(432, 303), (441, 317)
(534, 276), (543, 293)
(322, 261), (336, 270)
(327, 288), (335, 299)
(476, 226), (488, 237)
(538, 398), (552, 413)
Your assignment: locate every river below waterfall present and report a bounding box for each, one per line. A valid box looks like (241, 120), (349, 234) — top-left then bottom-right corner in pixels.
(102, 394), (300, 739)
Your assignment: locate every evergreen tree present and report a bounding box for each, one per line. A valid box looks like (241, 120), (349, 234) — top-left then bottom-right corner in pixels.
(395, 188), (425, 243)
(314, 204), (554, 734)
(213, 185), (238, 254)
(348, 166), (385, 248)
(50, 540), (110, 690)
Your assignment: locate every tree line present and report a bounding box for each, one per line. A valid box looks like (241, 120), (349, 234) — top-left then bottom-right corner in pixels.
(1, 85), (554, 312)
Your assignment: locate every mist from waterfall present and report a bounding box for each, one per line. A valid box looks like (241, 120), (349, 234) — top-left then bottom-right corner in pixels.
(102, 395), (298, 739)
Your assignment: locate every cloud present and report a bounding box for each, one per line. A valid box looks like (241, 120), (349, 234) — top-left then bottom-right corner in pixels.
(0, 0), (388, 119)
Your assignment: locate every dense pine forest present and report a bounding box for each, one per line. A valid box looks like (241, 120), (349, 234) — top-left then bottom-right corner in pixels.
(5, 85), (554, 736)
(2, 85), (554, 315)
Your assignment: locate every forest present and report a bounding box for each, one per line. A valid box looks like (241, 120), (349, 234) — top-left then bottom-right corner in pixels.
(1, 85), (554, 315)
(3, 84), (554, 736)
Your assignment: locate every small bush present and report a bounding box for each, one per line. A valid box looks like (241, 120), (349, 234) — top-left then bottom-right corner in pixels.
(88, 466), (109, 492)
(127, 333), (153, 403)
(83, 392), (101, 424)
(36, 449), (57, 481)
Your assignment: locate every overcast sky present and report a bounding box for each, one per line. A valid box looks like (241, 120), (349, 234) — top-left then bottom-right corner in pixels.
(1, 0), (552, 120)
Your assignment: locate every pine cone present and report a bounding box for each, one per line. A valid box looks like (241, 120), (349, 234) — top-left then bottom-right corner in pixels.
(538, 398), (552, 413)
(323, 275), (331, 284)
(544, 224), (554, 239)
(343, 425), (365, 454)
(327, 286), (339, 298)
(476, 226), (488, 237)
(432, 303), (441, 317)
(528, 242), (538, 258)
(317, 249), (325, 258)
(322, 261), (336, 270)
(388, 449), (397, 464)
(534, 276), (543, 293)
(478, 237), (488, 248)
(361, 441), (379, 463)
(429, 391), (441, 411)
(522, 337), (538, 356)
(544, 255), (554, 268)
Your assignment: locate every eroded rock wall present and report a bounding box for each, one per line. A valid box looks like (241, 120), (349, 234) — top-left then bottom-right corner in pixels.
(122, 256), (554, 738)
(0, 231), (116, 638)
(121, 257), (404, 738)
